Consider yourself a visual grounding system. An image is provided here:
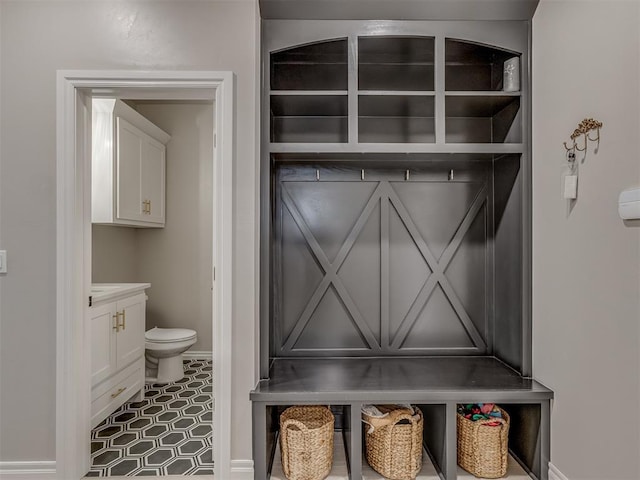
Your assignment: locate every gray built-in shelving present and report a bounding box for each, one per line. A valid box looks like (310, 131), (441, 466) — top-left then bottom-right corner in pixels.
(253, 17), (552, 480)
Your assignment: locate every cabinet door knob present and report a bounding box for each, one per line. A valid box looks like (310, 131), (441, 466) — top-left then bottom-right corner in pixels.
(112, 313), (120, 332)
(119, 310), (126, 330)
(110, 387), (126, 398)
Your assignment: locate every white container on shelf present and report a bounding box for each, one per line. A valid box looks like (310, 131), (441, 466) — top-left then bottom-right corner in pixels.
(503, 57), (520, 92)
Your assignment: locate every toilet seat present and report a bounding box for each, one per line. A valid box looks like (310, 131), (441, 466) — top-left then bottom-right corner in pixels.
(145, 327), (197, 344)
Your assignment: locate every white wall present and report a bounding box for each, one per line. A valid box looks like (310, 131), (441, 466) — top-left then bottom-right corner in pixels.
(92, 226), (138, 283)
(136, 101), (214, 353)
(533, 1), (640, 479)
(0, 0), (258, 465)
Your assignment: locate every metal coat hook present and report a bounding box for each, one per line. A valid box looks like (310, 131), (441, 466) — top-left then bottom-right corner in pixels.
(563, 118), (603, 156)
(448, 169), (454, 181)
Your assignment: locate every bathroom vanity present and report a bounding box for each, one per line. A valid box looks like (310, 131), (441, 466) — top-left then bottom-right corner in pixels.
(89, 283), (150, 428)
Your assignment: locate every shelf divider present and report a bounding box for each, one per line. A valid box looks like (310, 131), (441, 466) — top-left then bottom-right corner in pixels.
(348, 34), (359, 146)
(435, 35), (446, 146)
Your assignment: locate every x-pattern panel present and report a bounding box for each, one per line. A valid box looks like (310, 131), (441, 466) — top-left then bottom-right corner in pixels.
(386, 182), (487, 351)
(278, 177), (487, 354)
(280, 184), (383, 352)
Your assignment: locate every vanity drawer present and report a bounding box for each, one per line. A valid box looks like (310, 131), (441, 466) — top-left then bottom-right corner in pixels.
(91, 361), (144, 429)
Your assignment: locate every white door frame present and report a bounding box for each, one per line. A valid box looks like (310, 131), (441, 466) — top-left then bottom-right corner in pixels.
(56, 70), (234, 479)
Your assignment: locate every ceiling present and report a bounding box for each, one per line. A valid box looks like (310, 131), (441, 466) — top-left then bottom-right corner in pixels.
(258, 0), (540, 21)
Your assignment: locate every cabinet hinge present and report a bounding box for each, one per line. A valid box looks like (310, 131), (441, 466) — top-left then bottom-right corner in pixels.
(89, 296), (93, 307)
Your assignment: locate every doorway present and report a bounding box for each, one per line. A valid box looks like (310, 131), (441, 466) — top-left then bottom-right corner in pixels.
(56, 71), (234, 479)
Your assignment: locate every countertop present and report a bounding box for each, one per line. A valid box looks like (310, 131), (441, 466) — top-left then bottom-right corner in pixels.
(91, 283), (151, 305)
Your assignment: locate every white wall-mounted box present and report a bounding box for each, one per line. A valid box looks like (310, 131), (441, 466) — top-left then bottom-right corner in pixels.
(618, 187), (640, 220)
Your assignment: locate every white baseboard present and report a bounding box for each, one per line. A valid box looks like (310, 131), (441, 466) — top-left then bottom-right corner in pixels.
(230, 459), (254, 479)
(549, 463), (569, 480)
(183, 350), (213, 361)
(0, 461), (57, 479)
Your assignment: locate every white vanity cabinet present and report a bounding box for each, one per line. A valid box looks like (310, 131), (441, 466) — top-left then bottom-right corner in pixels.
(92, 99), (170, 227)
(90, 283), (150, 429)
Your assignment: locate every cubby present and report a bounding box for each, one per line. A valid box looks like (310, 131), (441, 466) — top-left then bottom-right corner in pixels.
(445, 95), (521, 143)
(359, 95), (435, 143)
(270, 95), (348, 143)
(445, 38), (520, 92)
(256, 18), (551, 480)
(259, 404), (353, 479)
(271, 39), (348, 91)
(358, 36), (435, 91)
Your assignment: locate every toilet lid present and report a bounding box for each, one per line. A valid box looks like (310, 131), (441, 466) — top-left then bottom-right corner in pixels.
(145, 327), (197, 343)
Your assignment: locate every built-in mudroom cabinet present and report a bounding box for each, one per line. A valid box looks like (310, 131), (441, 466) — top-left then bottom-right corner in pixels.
(251, 5), (553, 479)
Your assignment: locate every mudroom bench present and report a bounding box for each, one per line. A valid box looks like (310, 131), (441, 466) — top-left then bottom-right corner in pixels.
(254, 4), (550, 479)
(250, 356), (553, 480)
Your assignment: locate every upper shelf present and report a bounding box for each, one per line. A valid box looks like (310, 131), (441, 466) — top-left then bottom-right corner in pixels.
(268, 35), (524, 147)
(268, 143), (526, 154)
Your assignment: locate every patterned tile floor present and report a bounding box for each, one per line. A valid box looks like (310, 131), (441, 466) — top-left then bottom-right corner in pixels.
(87, 359), (214, 476)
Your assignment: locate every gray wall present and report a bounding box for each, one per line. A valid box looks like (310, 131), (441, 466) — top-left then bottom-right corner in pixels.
(0, 0), (258, 464)
(533, 1), (640, 479)
(92, 226), (138, 284)
(92, 101), (214, 353)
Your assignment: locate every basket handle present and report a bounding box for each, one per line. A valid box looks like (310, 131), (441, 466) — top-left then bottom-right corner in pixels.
(280, 418), (310, 477)
(282, 418), (309, 433)
(384, 411), (422, 472)
(364, 408), (415, 431)
(471, 415), (509, 473)
(474, 416), (508, 427)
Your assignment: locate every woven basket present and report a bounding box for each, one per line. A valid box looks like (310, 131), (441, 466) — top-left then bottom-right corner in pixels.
(279, 406), (334, 480)
(457, 406), (510, 479)
(364, 405), (423, 480)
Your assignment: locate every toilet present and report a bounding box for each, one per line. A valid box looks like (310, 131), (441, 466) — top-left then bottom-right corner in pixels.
(145, 327), (197, 384)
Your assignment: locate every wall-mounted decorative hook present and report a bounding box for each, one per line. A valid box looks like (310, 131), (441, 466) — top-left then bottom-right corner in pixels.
(563, 117), (603, 156)
(561, 119), (603, 203)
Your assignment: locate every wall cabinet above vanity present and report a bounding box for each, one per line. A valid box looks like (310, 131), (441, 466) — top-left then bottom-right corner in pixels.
(92, 99), (170, 228)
